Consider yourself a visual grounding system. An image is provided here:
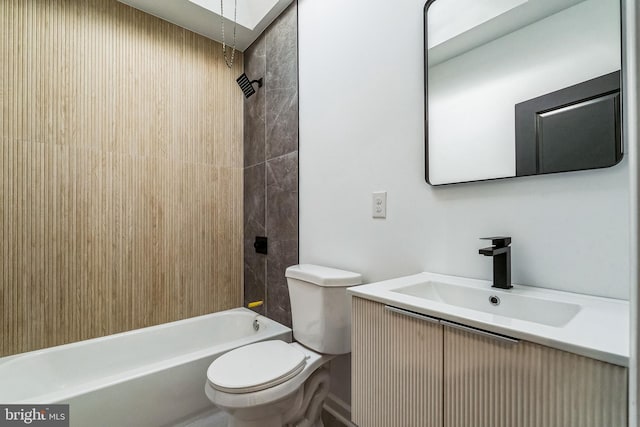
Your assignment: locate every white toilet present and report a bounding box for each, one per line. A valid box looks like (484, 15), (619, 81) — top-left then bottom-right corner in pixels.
(205, 264), (362, 427)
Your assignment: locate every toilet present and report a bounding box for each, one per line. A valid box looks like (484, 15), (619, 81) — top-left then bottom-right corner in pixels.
(205, 264), (362, 427)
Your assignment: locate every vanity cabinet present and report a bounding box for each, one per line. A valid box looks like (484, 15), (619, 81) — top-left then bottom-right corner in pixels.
(352, 297), (628, 427)
(351, 297), (443, 427)
(443, 323), (627, 427)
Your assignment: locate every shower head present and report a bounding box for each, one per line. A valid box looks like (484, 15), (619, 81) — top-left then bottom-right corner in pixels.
(236, 73), (263, 99)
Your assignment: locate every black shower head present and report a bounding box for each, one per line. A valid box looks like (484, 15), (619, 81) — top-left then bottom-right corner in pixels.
(236, 73), (263, 98)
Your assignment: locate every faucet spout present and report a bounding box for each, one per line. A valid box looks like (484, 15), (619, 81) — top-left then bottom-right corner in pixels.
(479, 237), (512, 289)
(479, 246), (509, 256)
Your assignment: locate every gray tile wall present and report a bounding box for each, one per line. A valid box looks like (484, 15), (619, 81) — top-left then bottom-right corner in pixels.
(243, 2), (298, 327)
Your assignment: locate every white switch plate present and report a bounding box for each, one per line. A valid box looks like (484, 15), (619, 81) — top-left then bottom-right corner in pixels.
(372, 191), (387, 218)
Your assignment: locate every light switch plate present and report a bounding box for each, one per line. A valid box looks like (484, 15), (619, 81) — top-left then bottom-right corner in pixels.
(372, 191), (387, 218)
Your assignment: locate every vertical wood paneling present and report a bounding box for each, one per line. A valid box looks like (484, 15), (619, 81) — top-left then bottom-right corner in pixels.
(351, 297), (443, 427)
(0, 0), (243, 357)
(444, 326), (628, 427)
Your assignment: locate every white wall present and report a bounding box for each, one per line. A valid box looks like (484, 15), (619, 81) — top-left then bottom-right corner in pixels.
(429, 0), (621, 184)
(299, 0), (630, 408)
(299, 0), (629, 301)
(623, 1), (640, 424)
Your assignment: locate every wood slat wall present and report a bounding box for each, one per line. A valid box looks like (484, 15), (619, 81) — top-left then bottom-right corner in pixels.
(0, 0), (243, 356)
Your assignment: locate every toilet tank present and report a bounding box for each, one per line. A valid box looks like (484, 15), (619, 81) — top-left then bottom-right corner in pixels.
(285, 264), (362, 355)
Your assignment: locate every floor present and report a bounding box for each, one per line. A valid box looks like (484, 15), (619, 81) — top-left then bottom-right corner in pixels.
(174, 408), (345, 427)
(173, 409), (228, 427)
(321, 409), (347, 427)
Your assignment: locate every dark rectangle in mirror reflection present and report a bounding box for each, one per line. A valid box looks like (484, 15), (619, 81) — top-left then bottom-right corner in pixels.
(515, 71), (622, 176)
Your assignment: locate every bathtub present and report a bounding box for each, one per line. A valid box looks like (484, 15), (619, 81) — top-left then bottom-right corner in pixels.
(0, 308), (291, 427)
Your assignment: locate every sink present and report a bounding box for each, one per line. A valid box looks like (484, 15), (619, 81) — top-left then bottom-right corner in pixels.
(392, 281), (581, 327)
(347, 272), (628, 366)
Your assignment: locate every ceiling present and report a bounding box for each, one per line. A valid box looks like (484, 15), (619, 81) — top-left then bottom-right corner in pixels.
(427, 0), (588, 66)
(118, 0), (293, 51)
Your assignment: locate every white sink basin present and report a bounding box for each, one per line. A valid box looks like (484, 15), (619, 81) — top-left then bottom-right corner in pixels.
(392, 281), (581, 327)
(347, 272), (629, 366)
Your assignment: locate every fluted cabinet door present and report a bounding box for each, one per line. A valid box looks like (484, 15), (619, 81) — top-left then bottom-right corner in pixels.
(351, 297), (443, 427)
(443, 325), (628, 427)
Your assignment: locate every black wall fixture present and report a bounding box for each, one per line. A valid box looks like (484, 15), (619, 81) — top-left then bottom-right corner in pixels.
(515, 71), (622, 177)
(254, 236), (268, 254)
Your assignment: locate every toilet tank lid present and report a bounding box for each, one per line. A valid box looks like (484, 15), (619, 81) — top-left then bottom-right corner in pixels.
(285, 264), (362, 287)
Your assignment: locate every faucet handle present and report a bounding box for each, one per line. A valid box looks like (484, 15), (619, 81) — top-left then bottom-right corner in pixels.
(480, 236), (511, 247)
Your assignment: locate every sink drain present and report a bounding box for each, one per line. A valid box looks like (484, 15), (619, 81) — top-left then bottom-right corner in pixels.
(489, 295), (500, 306)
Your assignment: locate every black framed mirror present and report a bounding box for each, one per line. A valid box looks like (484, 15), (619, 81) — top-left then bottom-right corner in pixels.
(424, 0), (623, 186)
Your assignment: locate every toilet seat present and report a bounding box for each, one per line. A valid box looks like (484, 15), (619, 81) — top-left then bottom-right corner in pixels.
(207, 341), (308, 394)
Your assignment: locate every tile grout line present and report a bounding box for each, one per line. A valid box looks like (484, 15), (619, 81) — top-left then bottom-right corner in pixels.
(263, 35), (269, 319)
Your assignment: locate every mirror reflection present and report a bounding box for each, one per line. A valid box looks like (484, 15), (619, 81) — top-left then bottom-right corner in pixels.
(425, 0), (622, 185)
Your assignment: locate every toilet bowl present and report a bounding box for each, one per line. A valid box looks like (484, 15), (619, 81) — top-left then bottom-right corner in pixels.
(205, 264), (362, 427)
(205, 342), (332, 427)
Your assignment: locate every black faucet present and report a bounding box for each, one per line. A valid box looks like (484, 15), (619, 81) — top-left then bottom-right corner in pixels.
(478, 237), (512, 289)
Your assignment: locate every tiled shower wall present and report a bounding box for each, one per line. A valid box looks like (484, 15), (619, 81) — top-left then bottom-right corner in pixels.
(243, 3), (298, 327)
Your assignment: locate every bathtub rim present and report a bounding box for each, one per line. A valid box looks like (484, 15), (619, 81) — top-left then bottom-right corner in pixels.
(0, 307), (275, 363)
(0, 308), (292, 404)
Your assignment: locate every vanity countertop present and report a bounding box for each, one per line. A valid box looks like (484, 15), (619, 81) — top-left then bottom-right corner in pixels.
(348, 272), (629, 367)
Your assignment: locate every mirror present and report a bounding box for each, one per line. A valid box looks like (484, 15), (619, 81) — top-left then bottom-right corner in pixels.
(424, 0), (622, 185)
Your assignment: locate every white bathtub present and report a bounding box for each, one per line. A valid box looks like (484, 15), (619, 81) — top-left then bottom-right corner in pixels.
(0, 308), (291, 427)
